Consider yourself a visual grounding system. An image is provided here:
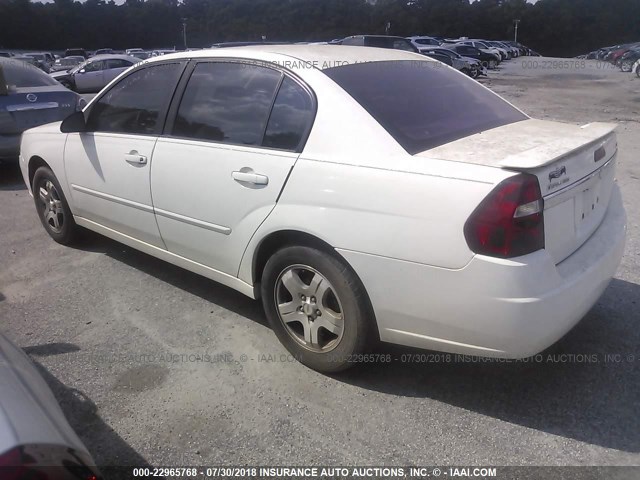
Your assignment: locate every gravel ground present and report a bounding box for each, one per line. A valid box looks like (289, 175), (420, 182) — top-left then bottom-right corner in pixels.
(1, 58), (639, 471)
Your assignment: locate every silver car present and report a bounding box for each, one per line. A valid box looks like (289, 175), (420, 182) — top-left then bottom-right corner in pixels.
(0, 332), (102, 478)
(50, 54), (141, 93)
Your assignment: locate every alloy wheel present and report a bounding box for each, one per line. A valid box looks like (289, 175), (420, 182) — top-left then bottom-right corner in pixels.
(274, 265), (345, 353)
(39, 180), (64, 234)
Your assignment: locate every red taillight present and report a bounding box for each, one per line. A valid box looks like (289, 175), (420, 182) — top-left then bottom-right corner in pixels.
(464, 173), (544, 258)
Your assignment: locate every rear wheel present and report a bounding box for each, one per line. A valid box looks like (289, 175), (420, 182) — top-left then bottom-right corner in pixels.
(32, 166), (78, 245)
(621, 60), (633, 72)
(261, 245), (374, 373)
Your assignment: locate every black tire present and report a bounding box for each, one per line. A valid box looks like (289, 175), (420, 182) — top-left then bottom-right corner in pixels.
(636, 65), (640, 78)
(32, 166), (78, 245)
(261, 245), (375, 373)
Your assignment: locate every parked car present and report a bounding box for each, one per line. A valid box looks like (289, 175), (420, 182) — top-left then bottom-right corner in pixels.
(406, 36), (441, 49)
(19, 45), (626, 373)
(125, 48), (144, 55)
(618, 48), (640, 72)
(94, 48), (114, 56)
(418, 46), (484, 78)
(10, 55), (39, 68)
(0, 332), (103, 479)
(50, 54), (141, 93)
(0, 58), (84, 162)
(0, 51), (13, 58)
(49, 55), (85, 73)
(459, 40), (506, 61)
(421, 50), (453, 67)
(64, 48), (88, 59)
(23, 52), (54, 73)
(340, 35), (419, 52)
(444, 43), (500, 69)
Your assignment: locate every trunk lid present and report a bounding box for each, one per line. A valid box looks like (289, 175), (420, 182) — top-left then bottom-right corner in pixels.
(418, 118), (618, 264)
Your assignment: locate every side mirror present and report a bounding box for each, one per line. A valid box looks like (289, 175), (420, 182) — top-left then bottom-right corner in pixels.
(60, 111), (87, 133)
(78, 69), (86, 74)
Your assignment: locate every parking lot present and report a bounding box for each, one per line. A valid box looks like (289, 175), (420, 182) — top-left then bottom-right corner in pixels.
(1, 58), (639, 468)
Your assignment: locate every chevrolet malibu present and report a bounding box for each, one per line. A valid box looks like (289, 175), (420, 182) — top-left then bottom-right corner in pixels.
(18, 46), (626, 372)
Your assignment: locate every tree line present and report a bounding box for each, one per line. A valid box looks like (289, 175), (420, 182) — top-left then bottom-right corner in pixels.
(1, 0), (639, 57)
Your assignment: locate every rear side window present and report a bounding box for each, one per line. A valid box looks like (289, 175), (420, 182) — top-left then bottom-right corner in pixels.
(263, 77), (314, 151)
(172, 62), (282, 146)
(0, 59), (59, 87)
(86, 63), (183, 135)
(324, 60), (527, 154)
(106, 59), (133, 70)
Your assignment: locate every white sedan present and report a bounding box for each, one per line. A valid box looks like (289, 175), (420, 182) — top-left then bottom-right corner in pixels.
(19, 46), (626, 372)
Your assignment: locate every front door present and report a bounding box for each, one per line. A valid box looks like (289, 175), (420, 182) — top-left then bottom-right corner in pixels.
(65, 62), (185, 248)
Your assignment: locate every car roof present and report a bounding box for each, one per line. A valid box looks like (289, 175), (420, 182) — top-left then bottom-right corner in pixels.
(142, 44), (431, 70)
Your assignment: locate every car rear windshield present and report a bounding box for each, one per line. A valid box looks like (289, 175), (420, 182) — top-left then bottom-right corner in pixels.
(0, 59), (59, 88)
(325, 60), (527, 154)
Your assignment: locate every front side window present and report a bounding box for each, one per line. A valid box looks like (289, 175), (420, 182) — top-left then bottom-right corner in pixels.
(325, 60), (527, 154)
(83, 61), (104, 72)
(172, 62), (282, 146)
(263, 77), (314, 151)
(86, 63), (183, 135)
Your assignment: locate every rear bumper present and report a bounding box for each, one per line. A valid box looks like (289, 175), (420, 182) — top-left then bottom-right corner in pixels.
(338, 185), (626, 358)
(0, 133), (21, 160)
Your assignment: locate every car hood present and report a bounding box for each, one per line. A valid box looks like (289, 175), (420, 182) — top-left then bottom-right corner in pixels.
(22, 121), (64, 136)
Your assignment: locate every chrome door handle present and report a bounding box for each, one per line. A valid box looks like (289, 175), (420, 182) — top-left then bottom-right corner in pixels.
(232, 171), (269, 185)
(125, 152), (147, 165)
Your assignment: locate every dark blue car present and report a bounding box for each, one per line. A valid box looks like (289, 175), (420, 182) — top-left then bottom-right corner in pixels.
(0, 58), (84, 163)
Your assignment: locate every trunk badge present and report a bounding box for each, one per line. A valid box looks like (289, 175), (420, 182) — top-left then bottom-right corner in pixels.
(549, 166), (567, 182)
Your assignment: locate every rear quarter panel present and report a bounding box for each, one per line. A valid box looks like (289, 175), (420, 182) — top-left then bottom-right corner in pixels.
(239, 61), (516, 283)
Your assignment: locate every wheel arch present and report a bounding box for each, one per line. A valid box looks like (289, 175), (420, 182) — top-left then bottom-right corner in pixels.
(250, 229), (380, 340)
(28, 155), (52, 189)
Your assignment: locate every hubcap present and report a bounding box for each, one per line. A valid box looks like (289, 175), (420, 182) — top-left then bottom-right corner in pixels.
(39, 180), (64, 234)
(274, 265), (344, 353)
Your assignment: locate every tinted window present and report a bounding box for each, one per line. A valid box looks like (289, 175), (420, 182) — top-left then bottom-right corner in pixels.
(263, 77), (314, 151)
(86, 63), (182, 135)
(106, 59), (133, 69)
(173, 62), (282, 145)
(83, 60), (104, 72)
(0, 59), (59, 87)
(325, 60), (527, 154)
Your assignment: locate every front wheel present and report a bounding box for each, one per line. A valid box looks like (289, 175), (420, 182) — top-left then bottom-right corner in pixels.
(32, 166), (79, 245)
(261, 246), (375, 373)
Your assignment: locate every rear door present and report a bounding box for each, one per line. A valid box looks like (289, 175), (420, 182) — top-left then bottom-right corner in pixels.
(150, 61), (315, 276)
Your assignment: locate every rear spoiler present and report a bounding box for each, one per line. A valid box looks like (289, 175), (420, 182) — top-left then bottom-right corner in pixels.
(0, 65), (7, 95)
(498, 122), (618, 170)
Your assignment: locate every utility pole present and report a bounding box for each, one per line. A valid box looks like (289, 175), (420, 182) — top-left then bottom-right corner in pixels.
(514, 19), (520, 43)
(182, 18), (187, 50)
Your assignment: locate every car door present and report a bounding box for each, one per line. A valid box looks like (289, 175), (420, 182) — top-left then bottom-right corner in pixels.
(151, 61), (315, 276)
(73, 60), (105, 92)
(103, 59), (135, 87)
(65, 62), (185, 248)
